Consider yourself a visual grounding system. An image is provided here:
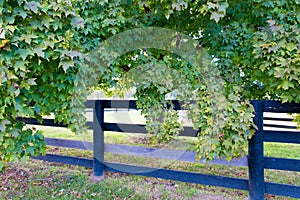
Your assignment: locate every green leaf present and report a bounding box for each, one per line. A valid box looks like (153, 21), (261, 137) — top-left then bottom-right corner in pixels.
(59, 60), (74, 72)
(0, 120), (10, 132)
(14, 61), (27, 71)
(25, 1), (41, 14)
(28, 78), (37, 85)
(218, 2), (229, 13)
(5, 15), (15, 24)
(279, 80), (294, 90)
(71, 17), (84, 29)
(33, 47), (45, 58)
(207, 2), (217, 9)
(7, 72), (18, 80)
(14, 7), (27, 19)
(286, 43), (297, 52)
(0, 28), (5, 39)
(16, 48), (35, 60)
(210, 12), (222, 23)
(0, 161), (4, 172)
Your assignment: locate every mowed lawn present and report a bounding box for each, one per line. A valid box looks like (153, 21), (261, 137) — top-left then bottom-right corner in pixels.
(0, 110), (299, 199)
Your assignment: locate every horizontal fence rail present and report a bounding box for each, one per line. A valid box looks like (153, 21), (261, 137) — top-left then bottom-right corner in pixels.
(18, 100), (300, 199)
(264, 157), (300, 172)
(32, 154), (249, 190)
(263, 130), (300, 144)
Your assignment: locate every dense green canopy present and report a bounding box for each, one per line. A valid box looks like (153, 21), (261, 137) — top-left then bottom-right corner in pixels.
(0, 0), (299, 170)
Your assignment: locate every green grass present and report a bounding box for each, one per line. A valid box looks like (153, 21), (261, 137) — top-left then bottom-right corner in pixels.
(1, 125), (299, 199)
(264, 142), (300, 159)
(0, 161), (144, 200)
(0, 160), (248, 200)
(1, 158), (297, 200)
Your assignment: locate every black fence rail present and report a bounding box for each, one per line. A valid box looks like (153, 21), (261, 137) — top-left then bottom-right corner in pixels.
(19, 100), (300, 200)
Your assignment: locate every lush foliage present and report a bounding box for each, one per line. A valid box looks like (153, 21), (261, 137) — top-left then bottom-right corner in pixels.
(0, 0), (84, 169)
(0, 0), (299, 169)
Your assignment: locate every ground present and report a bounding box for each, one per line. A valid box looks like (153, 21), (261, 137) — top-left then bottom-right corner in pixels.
(1, 110), (299, 199)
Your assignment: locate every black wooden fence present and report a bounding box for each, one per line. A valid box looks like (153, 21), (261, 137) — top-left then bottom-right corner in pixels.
(18, 100), (300, 199)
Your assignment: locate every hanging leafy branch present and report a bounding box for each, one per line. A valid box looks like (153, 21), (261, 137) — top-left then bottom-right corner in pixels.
(0, 0), (85, 170)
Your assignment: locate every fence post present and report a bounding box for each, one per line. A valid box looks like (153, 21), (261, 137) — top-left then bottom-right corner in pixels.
(93, 100), (105, 180)
(248, 100), (265, 199)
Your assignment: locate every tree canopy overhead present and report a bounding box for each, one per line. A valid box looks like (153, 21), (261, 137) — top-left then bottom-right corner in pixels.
(0, 0), (299, 170)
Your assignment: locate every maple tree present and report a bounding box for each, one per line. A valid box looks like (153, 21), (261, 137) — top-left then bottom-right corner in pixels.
(0, 0), (299, 170)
